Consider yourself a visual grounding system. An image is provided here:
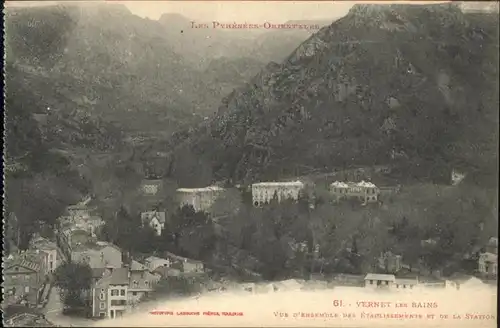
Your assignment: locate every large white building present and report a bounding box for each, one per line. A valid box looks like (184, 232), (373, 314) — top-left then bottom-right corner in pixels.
(176, 186), (225, 212)
(251, 181), (305, 207)
(330, 180), (380, 204)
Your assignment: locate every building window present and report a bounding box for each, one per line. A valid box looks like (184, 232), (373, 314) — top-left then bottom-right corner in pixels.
(24, 275), (30, 280)
(133, 281), (138, 288)
(403, 285), (406, 289)
(99, 312), (105, 318)
(370, 280), (373, 285)
(24, 286), (30, 293)
(12, 275), (17, 279)
(111, 289), (119, 296)
(120, 289), (125, 296)
(100, 302), (105, 310)
(132, 292), (137, 296)
(100, 293), (105, 300)
(385, 281), (389, 285)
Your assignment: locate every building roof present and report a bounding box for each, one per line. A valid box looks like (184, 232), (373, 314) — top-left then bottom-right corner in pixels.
(448, 273), (476, 284)
(72, 240), (119, 252)
(7, 260), (41, 273)
(145, 255), (167, 263)
(91, 268), (106, 279)
(141, 211), (166, 224)
(479, 252), (498, 263)
(331, 180), (377, 189)
(110, 268), (129, 285)
(129, 271), (157, 290)
(130, 260), (148, 271)
(252, 181), (304, 187)
(5, 253), (43, 273)
(152, 266), (178, 277)
(273, 279), (304, 290)
(95, 241), (122, 251)
(3, 305), (41, 319)
(331, 181), (349, 188)
(177, 186), (225, 193)
(165, 251), (202, 264)
(30, 236), (58, 248)
(364, 273), (396, 281)
(395, 278), (418, 285)
(97, 268), (129, 287)
(357, 180), (377, 188)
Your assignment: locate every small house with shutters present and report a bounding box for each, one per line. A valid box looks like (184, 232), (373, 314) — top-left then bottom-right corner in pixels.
(394, 278), (418, 290)
(478, 252), (498, 276)
(364, 273), (396, 289)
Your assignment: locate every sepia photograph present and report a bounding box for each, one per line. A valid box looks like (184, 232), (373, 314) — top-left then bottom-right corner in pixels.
(2, 1), (498, 327)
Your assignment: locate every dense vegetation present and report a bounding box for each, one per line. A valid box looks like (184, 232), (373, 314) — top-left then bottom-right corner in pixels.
(53, 262), (92, 310)
(4, 68), (93, 251)
(97, 180), (497, 281)
(166, 4), (498, 188)
(4, 3), (497, 287)
(5, 4), (322, 139)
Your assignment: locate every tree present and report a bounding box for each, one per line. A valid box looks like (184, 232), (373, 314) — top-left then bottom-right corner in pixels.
(53, 262), (92, 309)
(164, 205), (217, 260)
(4, 174), (79, 250)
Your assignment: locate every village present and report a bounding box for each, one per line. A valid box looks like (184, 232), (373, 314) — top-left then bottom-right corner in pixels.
(3, 167), (498, 326)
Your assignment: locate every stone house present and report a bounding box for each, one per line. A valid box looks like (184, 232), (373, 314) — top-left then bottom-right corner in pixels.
(4, 253), (47, 306)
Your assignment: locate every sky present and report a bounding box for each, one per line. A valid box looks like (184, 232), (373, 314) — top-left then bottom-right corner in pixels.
(5, 1), (450, 22)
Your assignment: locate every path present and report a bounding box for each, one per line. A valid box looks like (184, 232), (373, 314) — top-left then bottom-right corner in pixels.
(42, 288), (95, 327)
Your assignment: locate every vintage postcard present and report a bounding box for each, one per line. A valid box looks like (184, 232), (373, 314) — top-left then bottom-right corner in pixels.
(2, 0), (498, 327)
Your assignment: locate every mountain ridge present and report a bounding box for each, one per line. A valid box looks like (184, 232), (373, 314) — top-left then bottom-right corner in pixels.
(166, 3), (498, 188)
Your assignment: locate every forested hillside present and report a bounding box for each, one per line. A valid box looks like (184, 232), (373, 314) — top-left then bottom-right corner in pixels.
(167, 3), (498, 188)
